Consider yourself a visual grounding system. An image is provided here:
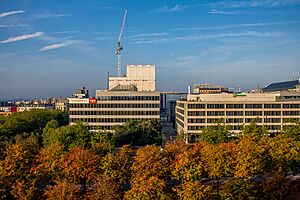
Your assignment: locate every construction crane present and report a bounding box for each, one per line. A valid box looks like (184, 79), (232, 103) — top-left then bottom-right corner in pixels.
(115, 9), (127, 77)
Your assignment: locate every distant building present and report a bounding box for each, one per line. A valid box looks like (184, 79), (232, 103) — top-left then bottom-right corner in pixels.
(160, 92), (187, 127)
(72, 87), (89, 98)
(55, 99), (69, 111)
(193, 83), (230, 94)
(109, 65), (156, 92)
(176, 92), (300, 143)
(263, 79), (300, 92)
(18, 104), (54, 112)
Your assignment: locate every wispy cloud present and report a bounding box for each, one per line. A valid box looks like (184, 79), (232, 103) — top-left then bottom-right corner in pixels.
(208, 9), (241, 15)
(0, 24), (28, 28)
(0, 10), (25, 18)
(211, 0), (300, 8)
(39, 41), (73, 52)
(174, 20), (300, 31)
(152, 4), (187, 13)
(128, 32), (168, 39)
(0, 32), (44, 44)
(130, 31), (283, 44)
(33, 13), (70, 19)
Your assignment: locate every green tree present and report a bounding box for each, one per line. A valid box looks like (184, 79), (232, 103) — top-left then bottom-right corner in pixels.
(198, 123), (232, 144)
(283, 121), (300, 141)
(0, 109), (68, 140)
(242, 120), (268, 138)
(42, 123), (91, 149)
(113, 119), (162, 146)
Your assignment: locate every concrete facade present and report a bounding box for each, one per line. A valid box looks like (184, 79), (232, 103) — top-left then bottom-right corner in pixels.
(109, 65), (156, 92)
(176, 92), (300, 142)
(68, 91), (160, 131)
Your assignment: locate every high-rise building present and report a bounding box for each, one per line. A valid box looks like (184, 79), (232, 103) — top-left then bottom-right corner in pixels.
(176, 92), (300, 142)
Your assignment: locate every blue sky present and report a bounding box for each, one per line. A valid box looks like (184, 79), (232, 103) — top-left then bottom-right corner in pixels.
(1, 0), (300, 98)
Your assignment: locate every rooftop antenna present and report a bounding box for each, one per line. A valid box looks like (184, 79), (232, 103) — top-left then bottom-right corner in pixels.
(115, 9), (127, 77)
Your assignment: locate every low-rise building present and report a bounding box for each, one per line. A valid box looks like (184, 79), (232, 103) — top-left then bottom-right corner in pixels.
(68, 91), (160, 131)
(176, 92), (300, 142)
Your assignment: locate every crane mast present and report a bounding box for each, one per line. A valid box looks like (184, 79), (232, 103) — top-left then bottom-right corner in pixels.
(115, 9), (127, 77)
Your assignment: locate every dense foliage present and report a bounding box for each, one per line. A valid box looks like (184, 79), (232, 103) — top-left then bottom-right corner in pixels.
(0, 110), (300, 199)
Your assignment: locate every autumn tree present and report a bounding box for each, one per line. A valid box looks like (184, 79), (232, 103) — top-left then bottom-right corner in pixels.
(0, 137), (40, 199)
(219, 178), (257, 200)
(234, 136), (271, 178)
(126, 145), (169, 199)
(171, 142), (207, 182)
(174, 181), (216, 200)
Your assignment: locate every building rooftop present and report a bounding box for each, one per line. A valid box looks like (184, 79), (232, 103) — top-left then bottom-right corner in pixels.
(263, 80), (300, 92)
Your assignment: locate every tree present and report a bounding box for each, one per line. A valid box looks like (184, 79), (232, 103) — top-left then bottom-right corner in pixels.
(126, 145), (170, 199)
(242, 120), (268, 138)
(234, 136), (271, 178)
(267, 135), (300, 175)
(174, 181), (216, 200)
(171, 142), (207, 182)
(113, 119), (162, 147)
(198, 123), (232, 144)
(42, 123), (92, 149)
(0, 141), (39, 199)
(0, 109), (68, 140)
(85, 175), (121, 200)
(219, 178), (257, 200)
(283, 121), (300, 141)
(100, 145), (133, 191)
(125, 176), (170, 200)
(90, 131), (114, 155)
(43, 180), (81, 200)
(257, 173), (298, 200)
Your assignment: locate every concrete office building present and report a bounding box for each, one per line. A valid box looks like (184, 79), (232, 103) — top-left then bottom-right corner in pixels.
(109, 65), (156, 92)
(176, 92), (300, 142)
(68, 64), (159, 131)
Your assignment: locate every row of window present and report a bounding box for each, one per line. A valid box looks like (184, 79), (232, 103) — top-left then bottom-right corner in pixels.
(69, 111), (160, 116)
(185, 103), (300, 109)
(187, 111), (300, 116)
(69, 103), (160, 108)
(86, 126), (112, 130)
(188, 118), (282, 124)
(97, 96), (159, 101)
(70, 118), (155, 123)
(187, 125), (281, 131)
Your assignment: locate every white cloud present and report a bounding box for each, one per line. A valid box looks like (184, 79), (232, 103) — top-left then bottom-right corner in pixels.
(0, 24), (28, 28)
(0, 32), (44, 44)
(211, 0), (300, 8)
(174, 20), (300, 31)
(153, 4), (187, 13)
(130, 31), (283, 44)
(39, 42), (73, 51)
(208, 9), (241, 15)
(34, 13), (70, 18)
(0, 10), (25, 18)
(128, 32), (168, 39)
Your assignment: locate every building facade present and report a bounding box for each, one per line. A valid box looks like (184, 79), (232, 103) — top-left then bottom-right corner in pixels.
(176, 92), (300, 142)
(68, 91), (160, 131)
(109, 65), (156, 92)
